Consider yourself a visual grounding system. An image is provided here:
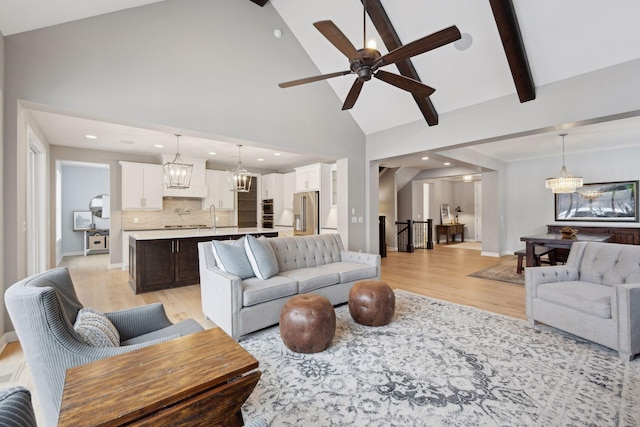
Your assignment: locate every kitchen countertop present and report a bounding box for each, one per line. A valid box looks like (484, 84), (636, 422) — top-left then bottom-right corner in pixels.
(128, 227), (278, 240)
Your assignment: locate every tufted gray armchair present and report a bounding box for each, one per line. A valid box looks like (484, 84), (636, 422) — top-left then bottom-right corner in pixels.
(526, 241), (640, 361)
(5, 267), (204, 427)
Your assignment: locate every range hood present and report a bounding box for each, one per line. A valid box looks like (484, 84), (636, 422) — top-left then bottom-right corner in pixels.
(161, 155), (207, 198)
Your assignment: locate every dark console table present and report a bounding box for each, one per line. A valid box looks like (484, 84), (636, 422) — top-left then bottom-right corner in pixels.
(435, 223), (465, 244)
(546, 225), (640, 245)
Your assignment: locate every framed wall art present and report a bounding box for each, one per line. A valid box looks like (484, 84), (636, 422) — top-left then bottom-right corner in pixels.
(555, 181), (638, 222)
(73, 211), (93, 231)
(440, 204), (451, 225)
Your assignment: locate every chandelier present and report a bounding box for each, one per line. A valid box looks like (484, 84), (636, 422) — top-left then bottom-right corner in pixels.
(580, 189), (603, 200)
(545, 133), (583, 194)
(163, 134), (193, 189)
(229, 144), (252, 192)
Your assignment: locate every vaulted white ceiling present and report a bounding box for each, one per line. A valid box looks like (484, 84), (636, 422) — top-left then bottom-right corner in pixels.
(2, 0), (640, 170)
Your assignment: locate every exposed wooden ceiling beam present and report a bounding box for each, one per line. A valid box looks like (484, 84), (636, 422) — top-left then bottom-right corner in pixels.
(489, 0), (535, 103)
(249, 0), (269, 7)
(363, 0), (439, 126)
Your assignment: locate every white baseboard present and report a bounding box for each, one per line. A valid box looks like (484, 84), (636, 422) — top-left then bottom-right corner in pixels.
(481, 251), (501, 257)
(0, 331), (19, 354)
(109, 263), (122, 269)
(62, 251), (84, 257)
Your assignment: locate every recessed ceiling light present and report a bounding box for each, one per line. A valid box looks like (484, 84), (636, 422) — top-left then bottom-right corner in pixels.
(454, 33), (473, 51)
(208, 152), (217, 156)
(444, 162), (451, 166)
(274, 153), (281, 156)
(85, 134), (97, 139)
(155, 144), (164, 148)
(257, 158), (265, 162)
(421, 156), (429, 160)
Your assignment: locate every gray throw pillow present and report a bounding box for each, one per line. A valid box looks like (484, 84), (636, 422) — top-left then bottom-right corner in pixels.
(244, 235), (279, 280)
(211, 237), (255, 279)
(74, 307), (120, 347)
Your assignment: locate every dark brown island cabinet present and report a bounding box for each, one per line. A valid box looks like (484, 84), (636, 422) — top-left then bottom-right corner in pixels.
(128, 232), (278, 294)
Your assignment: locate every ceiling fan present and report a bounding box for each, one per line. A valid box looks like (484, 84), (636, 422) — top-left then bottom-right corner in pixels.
(278, 2), (462, 111)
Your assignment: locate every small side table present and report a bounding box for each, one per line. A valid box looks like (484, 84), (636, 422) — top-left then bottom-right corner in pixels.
(435, 223), (465, 244)
(59, 328), (260, 426)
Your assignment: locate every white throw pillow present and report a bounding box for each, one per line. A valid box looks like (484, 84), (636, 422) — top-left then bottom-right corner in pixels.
(211, 237), (255, 279)
(74, 307), (120, 347)
(244, 235), (279, 280)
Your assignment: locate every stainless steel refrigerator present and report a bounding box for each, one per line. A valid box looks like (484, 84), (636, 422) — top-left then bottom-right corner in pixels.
(293, 191), (319, 235)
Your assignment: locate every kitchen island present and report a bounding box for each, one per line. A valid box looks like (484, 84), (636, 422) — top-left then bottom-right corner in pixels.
(127, 228), (278, 294)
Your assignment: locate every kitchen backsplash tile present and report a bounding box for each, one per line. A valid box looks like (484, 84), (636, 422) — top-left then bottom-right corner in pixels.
(121, 197), (238, 230)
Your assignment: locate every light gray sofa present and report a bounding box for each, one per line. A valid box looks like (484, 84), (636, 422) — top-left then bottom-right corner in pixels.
(526, 241), (640, 361)
(198, 234), (381, 339)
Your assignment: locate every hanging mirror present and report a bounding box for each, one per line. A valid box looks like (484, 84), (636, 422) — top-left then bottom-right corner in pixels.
(89, 194), (110, 219)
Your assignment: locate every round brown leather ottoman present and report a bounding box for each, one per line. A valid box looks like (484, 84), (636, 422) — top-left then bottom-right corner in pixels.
(349, 280), (395, 326)
(280, 294), (336, 353)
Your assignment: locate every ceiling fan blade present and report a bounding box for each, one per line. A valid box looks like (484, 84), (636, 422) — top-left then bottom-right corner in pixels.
(313, 20), (361, 61)
(278, 70), (351, 88)
(342, 79), (364, 110)
(374, 70), (435, 97)
(376, 26), (461, 68)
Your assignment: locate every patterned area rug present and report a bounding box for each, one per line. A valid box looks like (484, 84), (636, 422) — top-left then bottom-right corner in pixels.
(240, 290), (640, 426)
(468, 257), (524, 285)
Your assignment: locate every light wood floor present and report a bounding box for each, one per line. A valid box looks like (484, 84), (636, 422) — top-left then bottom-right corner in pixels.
(0, 242), (524, 424)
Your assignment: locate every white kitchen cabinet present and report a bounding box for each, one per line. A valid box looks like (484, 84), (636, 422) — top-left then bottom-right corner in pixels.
(261, 173), (283, 200)
(161, 156), (207, 198)
(282, 172), (295, 211)
(120, 162), (163, 210)
(202, 170), (235, 210)
(295, 164), (322, 192)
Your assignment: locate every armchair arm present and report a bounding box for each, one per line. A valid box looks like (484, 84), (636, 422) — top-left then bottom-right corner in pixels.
(525, 265), (579, 288)
(105, 303), (173, 341)
(525, 265), (579, 320)
(614, 283), (640, 360)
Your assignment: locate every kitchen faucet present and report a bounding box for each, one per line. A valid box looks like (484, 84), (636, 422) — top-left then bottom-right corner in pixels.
(209, 204), (217, 231)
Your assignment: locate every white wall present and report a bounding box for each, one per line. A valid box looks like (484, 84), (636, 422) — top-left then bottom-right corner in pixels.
(2, 0), (369, 310)
(505, 145), (640, 254)
(378, 168), (397, 249)
(366, 59), (640, 255)
(0, 28), (5, 342)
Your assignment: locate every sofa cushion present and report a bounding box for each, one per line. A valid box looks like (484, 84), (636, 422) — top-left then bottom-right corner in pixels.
(245, 235), (280, 280)
(317, 262), (378, 283)
(269, 235), (342, 272)
(242, 276), (298, 307)
(577, 243), (640, 286)
(211, 237), (255, 280)
(278, 268), (340, 293)
(537, 281), (612, 319)
(74, 307), (120, 347)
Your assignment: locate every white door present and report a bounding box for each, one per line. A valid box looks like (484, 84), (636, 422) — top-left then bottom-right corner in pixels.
(27, 126), (47, 275)
(474, 181), (483, 242)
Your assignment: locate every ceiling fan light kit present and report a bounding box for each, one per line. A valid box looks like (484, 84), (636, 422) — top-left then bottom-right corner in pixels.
(163, 134), (193, 189)
(545, 133), (583, 194)
(278, 1), (461, 111)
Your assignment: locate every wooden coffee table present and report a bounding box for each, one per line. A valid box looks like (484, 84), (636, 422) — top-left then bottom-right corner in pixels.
(58, 327), (260, 426)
